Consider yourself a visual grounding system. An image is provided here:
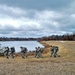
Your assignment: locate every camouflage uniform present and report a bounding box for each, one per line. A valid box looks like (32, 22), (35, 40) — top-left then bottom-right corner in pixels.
(35, 47), (44, 58)
(35, 47), (40, 58)
(4, 47), (10, 59)
(35, 47), (38, 58)
(50, 46), (59, 58)
(10, 47), (15, 58)
(20, 47), (27, 59)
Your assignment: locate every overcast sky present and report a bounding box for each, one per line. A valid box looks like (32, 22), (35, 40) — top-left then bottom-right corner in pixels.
(0, 0), (75, 38)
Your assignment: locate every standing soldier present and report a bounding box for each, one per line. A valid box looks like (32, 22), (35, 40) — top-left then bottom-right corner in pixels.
(50, 46), (60, 58)
(35, 47), (39, 58)
(20, 47), (28, 59)
(38, 47), (44, 58)
(10, 47), (15, 58)
(4, 47), (10, 59)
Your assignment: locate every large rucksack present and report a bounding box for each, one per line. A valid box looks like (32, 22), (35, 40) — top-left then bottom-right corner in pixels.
(11, 47), (15, 53)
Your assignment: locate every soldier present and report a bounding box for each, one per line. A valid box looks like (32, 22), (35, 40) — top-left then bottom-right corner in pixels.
(35, 47), (40, 58)
(35, 47), (44, 58)
(4, 47), (10, 59)
(50, 46), (60, 58)
(20, 47), (28, 59)
(38, 47), (44, 58)
(10, 47), (15, 58)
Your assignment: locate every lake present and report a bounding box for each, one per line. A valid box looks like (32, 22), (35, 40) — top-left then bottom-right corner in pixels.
(0, 41), (44, 52)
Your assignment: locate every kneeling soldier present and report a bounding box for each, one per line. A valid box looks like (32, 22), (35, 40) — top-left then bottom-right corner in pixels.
(20, 47), (28, 59)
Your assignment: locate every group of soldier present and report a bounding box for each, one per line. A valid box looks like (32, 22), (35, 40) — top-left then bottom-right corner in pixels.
(3, 46), (28, 59)
(4, 47), (15, 59)
(3, 45), (60, 59)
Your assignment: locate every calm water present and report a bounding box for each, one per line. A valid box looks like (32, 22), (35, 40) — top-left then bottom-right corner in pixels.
(0, 41), (44, 52)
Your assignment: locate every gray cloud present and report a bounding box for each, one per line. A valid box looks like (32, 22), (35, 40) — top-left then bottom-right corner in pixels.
(0, 0), (75, 37)
(0, 0), (74, 10)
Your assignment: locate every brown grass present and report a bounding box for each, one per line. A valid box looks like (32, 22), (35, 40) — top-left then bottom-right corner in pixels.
(0, 41), (75, 75)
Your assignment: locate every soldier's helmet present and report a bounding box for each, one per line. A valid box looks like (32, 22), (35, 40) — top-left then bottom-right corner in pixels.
(20, 46), (22, 48)
(7, 47), (9, 49)
(38, 46), (40, 48)
(35, 47), (37, 49)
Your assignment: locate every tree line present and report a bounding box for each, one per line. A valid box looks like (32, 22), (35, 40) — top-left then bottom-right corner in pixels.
(0, 33), (75, 41)
(38, 33), (75, 41)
